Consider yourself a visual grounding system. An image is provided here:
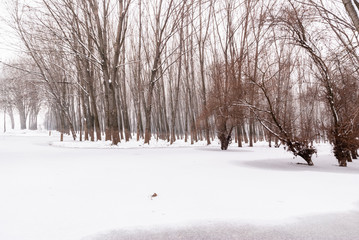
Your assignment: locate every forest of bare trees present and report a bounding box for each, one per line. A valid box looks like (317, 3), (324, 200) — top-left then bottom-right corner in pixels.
(0, 0), (358, 167)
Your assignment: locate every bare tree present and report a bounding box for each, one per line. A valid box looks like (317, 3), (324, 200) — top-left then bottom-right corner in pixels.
(142, 0), (187, 144)
(342, 0), (359, 32)
(276, 0), (358, 166)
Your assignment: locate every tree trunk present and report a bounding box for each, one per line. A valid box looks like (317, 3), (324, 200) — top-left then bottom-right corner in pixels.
(144, 81), (155, 144)
(3, 109), (6, 133)
(237, 125), (243, 147)
(342, 0), (359, 32)
(8, 107), (15, 129)
(29, 108), (38, 130)
(19, 110), (27, 130)
(144, 46), (161, 143)
(351, 149), (358, 159)
(219, 126), (233, 150)
(109, 82), (120, 145)
(249, 116), (254, 147)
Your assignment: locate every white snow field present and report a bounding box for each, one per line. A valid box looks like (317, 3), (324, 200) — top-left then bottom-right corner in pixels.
(1, 131), (359, 240)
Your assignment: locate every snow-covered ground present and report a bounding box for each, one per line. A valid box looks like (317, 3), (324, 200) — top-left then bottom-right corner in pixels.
(1, 131), (359, 240)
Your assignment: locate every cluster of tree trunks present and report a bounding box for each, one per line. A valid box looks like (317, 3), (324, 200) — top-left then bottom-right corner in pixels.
(0, 0), (358, 167)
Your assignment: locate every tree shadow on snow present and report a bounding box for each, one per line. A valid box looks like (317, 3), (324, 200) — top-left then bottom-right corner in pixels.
(82, 210), (359, 240)
(195, 147), (253, 153)
(235, 157), (359, 174)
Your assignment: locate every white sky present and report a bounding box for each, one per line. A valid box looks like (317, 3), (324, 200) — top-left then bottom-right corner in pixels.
(0, 0), (21, 62)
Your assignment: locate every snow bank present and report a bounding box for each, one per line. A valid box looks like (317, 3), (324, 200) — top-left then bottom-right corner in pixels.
(50, 136), (216, 149)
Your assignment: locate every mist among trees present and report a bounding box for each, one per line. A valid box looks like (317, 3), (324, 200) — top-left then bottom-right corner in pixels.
(0, 0), (358, 167)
